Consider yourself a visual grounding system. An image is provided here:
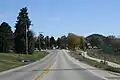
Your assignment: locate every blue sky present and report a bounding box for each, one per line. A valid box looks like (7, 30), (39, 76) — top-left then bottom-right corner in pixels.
(0, 0), (120, 38)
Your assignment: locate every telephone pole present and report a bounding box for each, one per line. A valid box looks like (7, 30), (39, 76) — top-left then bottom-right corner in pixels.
(26, 23), (28, 54)
(39, 32), (43, 50)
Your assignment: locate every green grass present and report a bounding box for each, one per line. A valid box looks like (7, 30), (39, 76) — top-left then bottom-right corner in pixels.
(69, 51), (120, 73)
(0, 51), (48, 72)
(87, 49), (120, 64)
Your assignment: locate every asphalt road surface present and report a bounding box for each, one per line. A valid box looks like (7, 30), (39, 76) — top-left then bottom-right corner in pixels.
(0, 50), (105, 80)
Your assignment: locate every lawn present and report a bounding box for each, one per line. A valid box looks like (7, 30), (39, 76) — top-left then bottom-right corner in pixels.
(87, 49), (120, 64)
(0, 51), (48, 72)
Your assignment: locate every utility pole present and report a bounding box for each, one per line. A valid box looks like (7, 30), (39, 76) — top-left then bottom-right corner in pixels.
(25, 22), (28, 54)
(39, 32), (43, 51)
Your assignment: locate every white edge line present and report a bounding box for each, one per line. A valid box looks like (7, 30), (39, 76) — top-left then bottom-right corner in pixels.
(63, 50), (108, 80)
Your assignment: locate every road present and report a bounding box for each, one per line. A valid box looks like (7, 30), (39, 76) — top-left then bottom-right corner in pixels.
(0, 50), (105, 80)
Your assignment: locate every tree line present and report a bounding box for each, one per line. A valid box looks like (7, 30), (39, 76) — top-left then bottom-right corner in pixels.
(35, 33), (87, 51)
(1, 7), (119, 54)
(86, 34), (120, 53)
(0, 7), (87, 54)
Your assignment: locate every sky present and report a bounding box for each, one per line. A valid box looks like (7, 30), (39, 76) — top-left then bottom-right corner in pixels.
(0, 0), (120, 38)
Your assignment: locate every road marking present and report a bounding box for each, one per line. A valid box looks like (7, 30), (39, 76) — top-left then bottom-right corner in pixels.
(34, 59), (55, 80)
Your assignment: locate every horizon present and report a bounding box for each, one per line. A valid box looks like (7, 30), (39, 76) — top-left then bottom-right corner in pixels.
(0, 0), (120, 38)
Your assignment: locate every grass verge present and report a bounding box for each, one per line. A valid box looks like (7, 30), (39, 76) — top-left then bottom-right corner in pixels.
(87, 49), (120, 64)
(0, 51), (48, 72)
(69, 51), (120, 73)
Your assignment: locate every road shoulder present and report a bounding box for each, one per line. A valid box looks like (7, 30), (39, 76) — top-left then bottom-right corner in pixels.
(63, 50), (120, 80)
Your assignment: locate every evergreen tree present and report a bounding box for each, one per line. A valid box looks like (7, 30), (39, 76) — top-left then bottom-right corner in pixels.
(28, 30), (35, 54)
(14, 7), (31, 54)
(45, 36), (50, 49)
(56, 37), (61, 49)
(50, 36), (55, 49)
(0, 22), (13, 52)
(38, 33), (44, 50)
(35, 36), (39, 49)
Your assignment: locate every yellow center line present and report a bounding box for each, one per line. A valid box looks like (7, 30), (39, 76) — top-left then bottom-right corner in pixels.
(34, 59), (55, 80)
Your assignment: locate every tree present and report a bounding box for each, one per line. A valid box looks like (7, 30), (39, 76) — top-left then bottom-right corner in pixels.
(67, 33), (81, 50)
(34, 36), (38, 49)
(14, 7), (31, 54)
(79, 36), (86, 51)
(107, 35), (116, 39)
(60, 35), (67, 49)
(34, 33), (45, 50)
(88, 36), (103, 48)
(28, 30), (35, 54)
(50, 36), (55, 49)
(0, 22), (13, 53)
(38, 33), (45, 49)
(56, 37), (61, 49)
(67, 33), (76, 50)
(66, 33), (87, 50)
(86, 34), (105, 48)
(45, 36), (50, 49)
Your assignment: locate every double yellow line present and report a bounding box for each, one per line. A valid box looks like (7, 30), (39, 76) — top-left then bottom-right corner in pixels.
(34, 59), (55, 80)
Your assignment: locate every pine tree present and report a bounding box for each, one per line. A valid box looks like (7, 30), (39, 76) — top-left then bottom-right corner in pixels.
(28, 30), (35, 54)
(45, 36), (50, 49)
(14, 7), (31, 54)
(50, 36), (55, 49)
(56, 37), (61, 49)
(39, 33), (45, 50)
